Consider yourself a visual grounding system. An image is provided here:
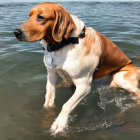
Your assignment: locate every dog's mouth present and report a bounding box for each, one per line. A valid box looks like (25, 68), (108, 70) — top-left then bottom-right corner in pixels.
(13, 28), (27, 41)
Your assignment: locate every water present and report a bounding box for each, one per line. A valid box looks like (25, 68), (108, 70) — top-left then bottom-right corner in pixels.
(0, 1), (140, 140)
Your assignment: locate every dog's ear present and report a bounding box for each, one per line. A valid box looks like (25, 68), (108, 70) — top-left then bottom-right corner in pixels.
(52, 7), (76, 42)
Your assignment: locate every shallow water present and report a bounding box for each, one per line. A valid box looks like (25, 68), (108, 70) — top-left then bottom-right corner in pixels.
(0, 1), (140, 140)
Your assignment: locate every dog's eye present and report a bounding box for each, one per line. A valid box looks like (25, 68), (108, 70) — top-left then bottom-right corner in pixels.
(37, 14), (45, 21)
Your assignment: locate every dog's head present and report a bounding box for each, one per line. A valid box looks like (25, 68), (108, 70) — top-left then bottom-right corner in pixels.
(14, 2), (76, 45)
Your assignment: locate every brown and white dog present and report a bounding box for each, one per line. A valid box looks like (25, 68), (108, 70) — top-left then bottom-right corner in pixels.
(14, 2), (140, 134)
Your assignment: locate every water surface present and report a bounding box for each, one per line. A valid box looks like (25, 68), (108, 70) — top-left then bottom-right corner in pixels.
(0, 1), (140, 140)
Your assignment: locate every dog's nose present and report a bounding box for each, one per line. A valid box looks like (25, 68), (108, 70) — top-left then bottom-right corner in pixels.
(14, 28), (23, 40)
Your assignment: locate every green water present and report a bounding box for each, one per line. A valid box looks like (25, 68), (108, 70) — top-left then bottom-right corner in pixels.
(0, 1), (140, 140)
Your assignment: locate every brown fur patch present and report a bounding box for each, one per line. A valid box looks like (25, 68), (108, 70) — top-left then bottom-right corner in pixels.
(119, 63), (138, 71)
(84, 27), (95, 55)
(93, 31), (132, 80)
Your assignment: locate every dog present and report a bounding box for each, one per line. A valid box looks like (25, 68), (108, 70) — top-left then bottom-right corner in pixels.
(14, 2), (140, 134)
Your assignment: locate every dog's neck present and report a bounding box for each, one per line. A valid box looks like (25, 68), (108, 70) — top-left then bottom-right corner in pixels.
(70, 15), (85, 38)
(41, 14), (85, 49)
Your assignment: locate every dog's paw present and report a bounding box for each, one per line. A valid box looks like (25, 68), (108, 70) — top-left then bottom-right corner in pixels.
(51, 122), (66, 134)
(43, 103), (56, 109)
(50, 116), (68, 134)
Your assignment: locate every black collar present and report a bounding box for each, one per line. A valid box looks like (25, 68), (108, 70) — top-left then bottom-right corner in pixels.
(47, 26), (86, 52)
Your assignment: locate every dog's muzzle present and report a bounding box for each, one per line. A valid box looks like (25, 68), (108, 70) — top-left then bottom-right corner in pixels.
(14, 28), (26, 41)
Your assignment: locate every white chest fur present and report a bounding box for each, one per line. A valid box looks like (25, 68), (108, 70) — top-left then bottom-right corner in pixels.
(42, 40), (99, 85)
(40, 14), (101, 84)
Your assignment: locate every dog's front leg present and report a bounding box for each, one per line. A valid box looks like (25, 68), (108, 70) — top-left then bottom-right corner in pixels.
(43, 71), (58, 109)
(51, 78), (91, 134)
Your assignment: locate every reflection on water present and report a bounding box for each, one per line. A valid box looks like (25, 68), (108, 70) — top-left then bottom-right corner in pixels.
(0, 1), (140, 140)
